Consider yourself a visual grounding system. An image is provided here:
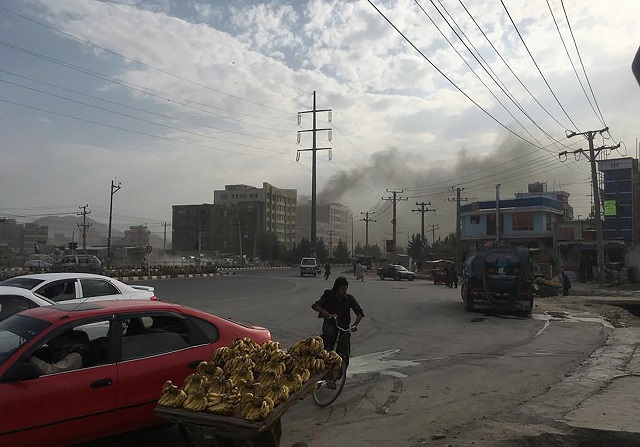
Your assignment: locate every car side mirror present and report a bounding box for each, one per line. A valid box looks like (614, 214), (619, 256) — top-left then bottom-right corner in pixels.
(2, 362), (42, 382)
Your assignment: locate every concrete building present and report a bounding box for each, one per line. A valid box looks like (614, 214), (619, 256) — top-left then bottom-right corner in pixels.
(296, 201), (353, 250)
(214, 183), (297, 249)
(598, 157), (640, 243)
(460, 184), (570, 269)
(124, 225), (151, 248)
(172, 204), (217, 252)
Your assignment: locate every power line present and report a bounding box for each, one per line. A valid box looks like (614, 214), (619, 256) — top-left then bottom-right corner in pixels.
(0, 69), (295, 145)
(417, 0), (570, 152)
(0, 41), (291, 134)
(499, 0), (579, 131)
(560, 0), (608, 129)
(367, 0), (558, 151)
(0, 5), (296, 117)
(545, 0), (604, 127)
(456, 0), (574, 133)
(0, 78), (292, 155)
(0, 98), (298, 163)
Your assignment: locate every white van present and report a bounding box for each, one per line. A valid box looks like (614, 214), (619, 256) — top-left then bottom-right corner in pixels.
(300, 257), (318, 277)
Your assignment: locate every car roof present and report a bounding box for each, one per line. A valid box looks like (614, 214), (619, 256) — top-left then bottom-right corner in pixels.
(8, 272), (111, 281)
(14, 300), (186, 324)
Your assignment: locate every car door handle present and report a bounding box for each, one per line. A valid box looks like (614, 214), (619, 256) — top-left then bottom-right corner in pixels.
(187, 360), (204, 369)
(90, 378), (113, 389)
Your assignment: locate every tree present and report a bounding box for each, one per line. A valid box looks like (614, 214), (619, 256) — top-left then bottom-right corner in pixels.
(258, 232), (279, 261)
(332, 239), (350, 263)
(316, 238), (330, 263)
(353, 242), (365, 255)
(406, 234), (427, 262)
(430, 232), (456, 259)
(366, 244), (382, 260)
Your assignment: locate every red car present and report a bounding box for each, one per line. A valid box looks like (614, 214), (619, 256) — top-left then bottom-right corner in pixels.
(0, 300), (271, 447)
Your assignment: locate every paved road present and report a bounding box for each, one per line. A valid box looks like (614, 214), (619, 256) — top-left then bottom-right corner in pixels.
(77, 269), (607, 446)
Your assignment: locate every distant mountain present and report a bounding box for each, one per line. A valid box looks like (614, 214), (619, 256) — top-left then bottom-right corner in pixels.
(30, 215), (166, 248)
(32, 215), (122, 240)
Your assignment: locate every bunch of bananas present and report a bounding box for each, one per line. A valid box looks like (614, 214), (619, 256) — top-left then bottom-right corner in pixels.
(229, 366), (254, 387)
(211, 346), (233, 367)
(226, 354), (256, 372)
(291, 365), (311, 383)
(263, 381), (290, 405)
(207, 391), (241, 415)
(236, 378), (262, 396)
(207, 377), (236, 395)
(196, 362), (225, 388)
(183, 373), (205, 395)
(240, 390), (275, 421)
(157, 380), (187, 408)
(158, 335), (339, 420)
(280, 372), (303, 393)
(230, 337), (260, 356)
(288, 336), (324, 357)
(183, 388), (208, 412)
(324, 351), (343, 380)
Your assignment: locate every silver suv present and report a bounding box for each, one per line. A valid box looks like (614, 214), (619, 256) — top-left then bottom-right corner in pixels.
(300, 257), (318, 277)
(55, 254), (103, 274)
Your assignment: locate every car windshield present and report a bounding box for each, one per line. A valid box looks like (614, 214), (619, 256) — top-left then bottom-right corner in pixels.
(484, 252), (522, 276)
(1, 277), (45, 290)
(0, 314), (51, 367)
(394, 265), (408, 271)
(301, 259), (316, 265)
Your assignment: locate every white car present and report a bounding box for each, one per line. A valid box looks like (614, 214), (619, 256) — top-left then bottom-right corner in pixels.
(0, 286), (55, 321)
(0, 273), (157, 305)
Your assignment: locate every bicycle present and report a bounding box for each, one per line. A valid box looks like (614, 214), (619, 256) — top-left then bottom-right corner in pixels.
(313, 315), (355, 407)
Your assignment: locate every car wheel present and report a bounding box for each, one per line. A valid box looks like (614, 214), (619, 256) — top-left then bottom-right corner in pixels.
(394, 274), (400, 281)
(379, 273), (385, 280)
(464, 285), (474, 311)
(409, 277), (414, 281)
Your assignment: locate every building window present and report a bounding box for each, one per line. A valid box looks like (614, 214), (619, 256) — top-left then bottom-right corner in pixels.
(470, 216), (480, 225)
(546, 214), (552, 231)
(512, 212), (533, 231)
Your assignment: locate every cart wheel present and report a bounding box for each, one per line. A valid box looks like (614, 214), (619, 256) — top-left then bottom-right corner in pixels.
(313, 361), (347, 407)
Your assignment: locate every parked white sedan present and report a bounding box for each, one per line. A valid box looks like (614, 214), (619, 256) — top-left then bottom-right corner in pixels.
(1, 273), (157, 305)
(0, 286), (55, 321)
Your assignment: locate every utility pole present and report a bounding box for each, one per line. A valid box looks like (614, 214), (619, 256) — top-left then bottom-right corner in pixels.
(427, 224), (440, 246)
(107, 179), (121, 268)
(382, 189), (407, 254)
(560, 126), (620, 288)
(161, 222), (171, 254)
(412, 202), (435, 261)
(297, 91), (332, 257)
(77, 204), (92, 253)
(495, 184), (501, 244)
(360, 212), (377, 248)
(447, 188), (468, 268)
(234, 219), (244, 267)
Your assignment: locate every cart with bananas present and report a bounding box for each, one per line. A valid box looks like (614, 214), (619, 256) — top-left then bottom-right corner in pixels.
(155, 336), (341, 447)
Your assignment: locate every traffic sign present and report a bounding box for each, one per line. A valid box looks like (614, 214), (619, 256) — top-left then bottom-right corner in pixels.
(145, 245), (153, 254)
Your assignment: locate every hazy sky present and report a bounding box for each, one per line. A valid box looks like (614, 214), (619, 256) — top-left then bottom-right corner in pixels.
(1, 0), (639, 246)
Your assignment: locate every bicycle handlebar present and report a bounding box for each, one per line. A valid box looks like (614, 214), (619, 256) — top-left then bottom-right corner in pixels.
(328, 314), (357, 333)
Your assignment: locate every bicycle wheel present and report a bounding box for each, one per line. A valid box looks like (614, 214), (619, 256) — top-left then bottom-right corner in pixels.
(313, 359), (347, 407)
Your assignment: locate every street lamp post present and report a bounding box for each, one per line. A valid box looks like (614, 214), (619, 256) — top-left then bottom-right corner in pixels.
(106, 179), (121, 269)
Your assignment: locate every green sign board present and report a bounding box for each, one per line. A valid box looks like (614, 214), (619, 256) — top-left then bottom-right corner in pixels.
(604, 200), (617, 216)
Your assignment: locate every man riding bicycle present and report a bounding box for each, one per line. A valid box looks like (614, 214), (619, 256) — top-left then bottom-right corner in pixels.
(311, 276), (364, 370)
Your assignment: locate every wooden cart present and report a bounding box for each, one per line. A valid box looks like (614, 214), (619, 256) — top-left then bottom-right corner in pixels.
(155, 370), (327, 447)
